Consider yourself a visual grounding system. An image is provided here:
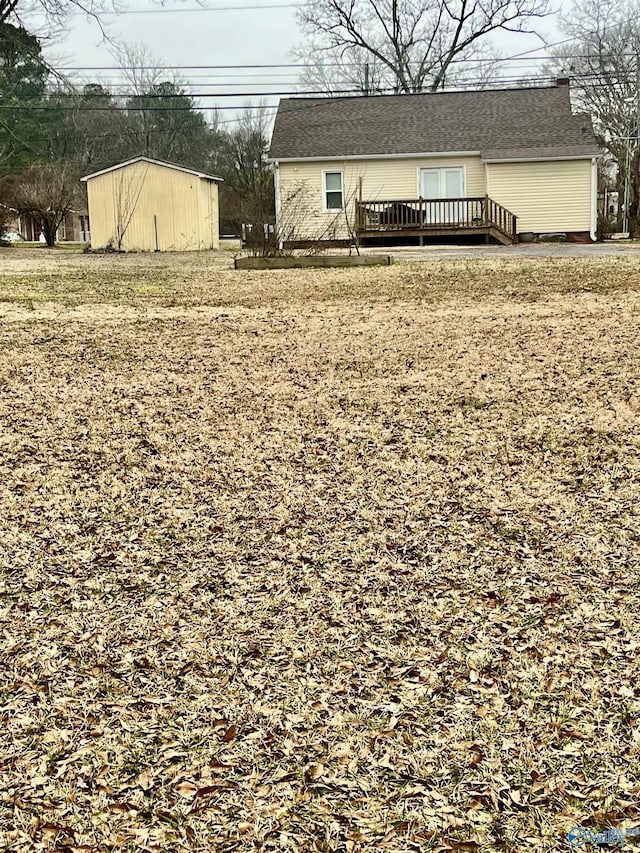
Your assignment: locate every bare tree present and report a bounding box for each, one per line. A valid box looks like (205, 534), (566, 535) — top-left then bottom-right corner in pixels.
(0, 200), (14, 239)
(296, 46), (387, 95)
(0, 0), (104, 24)
(274, 174), (364, 256)
(109, 42), (215, 169)
(112, 41), (171, 99)
(112, 42), (177, 158)
(297, 0), (550, 94)
(0, 0), (118, 42)
(217, 104), (274, 243)
(3, 162), (81, 245)
(111, 161), (149, 250)
(549, 0), (640, 233)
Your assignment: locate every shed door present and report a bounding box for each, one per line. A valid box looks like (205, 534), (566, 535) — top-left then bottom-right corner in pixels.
(420, 167), (464, 223)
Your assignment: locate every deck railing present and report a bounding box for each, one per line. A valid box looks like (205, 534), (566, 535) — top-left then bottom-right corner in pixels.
(355, 196), (517, 240)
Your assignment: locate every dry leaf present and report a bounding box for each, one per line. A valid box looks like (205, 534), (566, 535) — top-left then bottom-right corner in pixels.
(136, 769), (154, 791)
(175, 781), (199, 799)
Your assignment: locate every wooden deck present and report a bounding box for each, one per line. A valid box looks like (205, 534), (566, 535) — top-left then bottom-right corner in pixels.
(355, 196), (518, 245)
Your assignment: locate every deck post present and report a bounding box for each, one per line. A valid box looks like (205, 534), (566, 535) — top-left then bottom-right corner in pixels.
(484, 194), (490, 226)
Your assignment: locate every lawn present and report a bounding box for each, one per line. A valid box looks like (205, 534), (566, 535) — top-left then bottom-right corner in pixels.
(0, 249), (639, 852)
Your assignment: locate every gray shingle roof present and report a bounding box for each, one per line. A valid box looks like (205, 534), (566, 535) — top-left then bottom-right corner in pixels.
(268, 85), (600, 161)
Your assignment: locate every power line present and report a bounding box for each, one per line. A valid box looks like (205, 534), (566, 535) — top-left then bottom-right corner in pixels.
(2, 76), (628, 115)
(4, 14), (640, 114)
(0, 72), (607, 164)
(5, 58), (639, 109)
(46, 81), (560, 101)
(0, 101), (281, 111)
(0, 77), (582, 153)
(0, 80), (561, 111)
(51, 53), (640, 71)
(491, 12), (640, 62)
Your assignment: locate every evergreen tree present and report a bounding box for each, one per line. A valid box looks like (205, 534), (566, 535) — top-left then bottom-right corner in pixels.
(0, 22), (49, 173)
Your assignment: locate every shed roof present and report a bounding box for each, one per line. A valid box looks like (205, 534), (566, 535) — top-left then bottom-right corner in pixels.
(81, 156), (223, 183)
(268, 84), (600, 162)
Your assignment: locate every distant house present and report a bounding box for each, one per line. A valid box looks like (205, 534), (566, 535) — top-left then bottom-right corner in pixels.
(60, 211), (91, 243)
(81, 157), (223, 252)
(4, 208), (90, 243)
(268, 81), (601, 246)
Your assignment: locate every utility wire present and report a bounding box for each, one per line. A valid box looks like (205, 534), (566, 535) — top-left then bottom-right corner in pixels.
(51, 53), (640, 70)
(1, 77), (630, 114)
(3, 14), (639, 115)
(0, 84), (564, 109)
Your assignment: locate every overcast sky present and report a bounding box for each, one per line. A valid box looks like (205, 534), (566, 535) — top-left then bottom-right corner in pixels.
(29, 1), (566, 123)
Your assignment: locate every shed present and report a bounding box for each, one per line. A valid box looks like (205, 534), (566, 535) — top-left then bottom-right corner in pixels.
(81, 156), (223, 252)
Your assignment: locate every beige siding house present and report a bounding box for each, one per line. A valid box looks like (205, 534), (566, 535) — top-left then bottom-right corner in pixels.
(268, 82), (600, 246)
(81, 157), (222, 252)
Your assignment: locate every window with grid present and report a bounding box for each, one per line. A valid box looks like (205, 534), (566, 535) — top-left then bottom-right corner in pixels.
(324, 171), (344, 210)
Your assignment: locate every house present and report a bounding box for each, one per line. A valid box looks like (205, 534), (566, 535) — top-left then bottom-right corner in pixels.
(59, 211), (91, 243)
(3, 208), (90, 243)
(81, 157), (223, 252)
(268, 81), (601, 246)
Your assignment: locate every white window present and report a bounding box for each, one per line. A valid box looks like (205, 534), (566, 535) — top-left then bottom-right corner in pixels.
(323, 171), (344, 210)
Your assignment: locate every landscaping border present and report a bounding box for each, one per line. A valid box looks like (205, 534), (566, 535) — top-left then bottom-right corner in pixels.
(234, 255), (393, 270)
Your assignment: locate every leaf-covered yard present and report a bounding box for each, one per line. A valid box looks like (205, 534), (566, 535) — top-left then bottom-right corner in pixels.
(1, 251), (639, 852)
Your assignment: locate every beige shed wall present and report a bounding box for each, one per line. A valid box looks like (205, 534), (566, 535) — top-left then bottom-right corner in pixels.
(86, 161), (219, 251)
(486, 159), (592, 234)
(278, 155), (486, 240)
(198, 177), (221, 251)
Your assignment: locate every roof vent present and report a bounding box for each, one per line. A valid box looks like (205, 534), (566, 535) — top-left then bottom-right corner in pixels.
(556, 77), (570, 86)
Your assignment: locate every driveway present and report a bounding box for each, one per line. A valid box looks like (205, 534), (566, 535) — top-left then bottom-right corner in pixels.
(367, 241), (640, 260)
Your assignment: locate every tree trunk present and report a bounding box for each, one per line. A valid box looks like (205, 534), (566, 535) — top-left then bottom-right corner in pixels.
(630, 198), (639, 238)
(630, 151), (640, 239)
(616, 170), (625, 233)
(42, 218), (56, 247)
